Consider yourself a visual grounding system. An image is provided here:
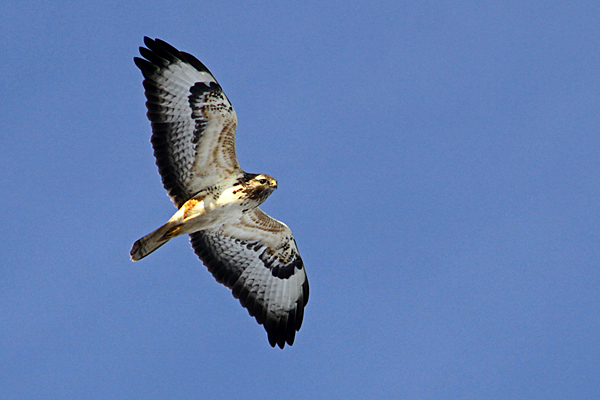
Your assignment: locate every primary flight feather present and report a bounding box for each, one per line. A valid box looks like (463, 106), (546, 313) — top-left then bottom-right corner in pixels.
(131, 37), (308, 348)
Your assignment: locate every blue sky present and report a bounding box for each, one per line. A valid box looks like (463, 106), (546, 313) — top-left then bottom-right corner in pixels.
(1, 1), (599, 398)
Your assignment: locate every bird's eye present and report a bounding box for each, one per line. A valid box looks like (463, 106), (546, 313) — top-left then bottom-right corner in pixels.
(259, 179), (268, 185)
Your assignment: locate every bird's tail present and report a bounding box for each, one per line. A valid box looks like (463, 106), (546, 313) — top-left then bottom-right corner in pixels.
(130, 222), (183, 261)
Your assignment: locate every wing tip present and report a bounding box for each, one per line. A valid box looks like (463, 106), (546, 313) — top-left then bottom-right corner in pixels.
(264, 274), (309, 349)
(143, 36), (154, 48)
(135, 37), (213, 75)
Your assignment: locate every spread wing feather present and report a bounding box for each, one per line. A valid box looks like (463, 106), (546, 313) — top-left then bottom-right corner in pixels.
(189, 208), (309, 348)
(134, 37), (240, 207)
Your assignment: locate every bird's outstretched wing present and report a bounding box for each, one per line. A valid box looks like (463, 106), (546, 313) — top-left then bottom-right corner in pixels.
(190, 208), (309, 348)
(134, 37), (241, 207)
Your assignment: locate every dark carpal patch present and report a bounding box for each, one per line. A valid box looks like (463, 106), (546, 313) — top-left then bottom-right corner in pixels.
(268, 255), (304, 279)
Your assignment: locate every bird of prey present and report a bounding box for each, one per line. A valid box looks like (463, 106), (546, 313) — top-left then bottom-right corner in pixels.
(130, 37), (308, 348)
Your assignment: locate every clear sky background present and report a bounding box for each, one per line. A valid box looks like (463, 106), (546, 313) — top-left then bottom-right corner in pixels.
(1, 1), (599, 399)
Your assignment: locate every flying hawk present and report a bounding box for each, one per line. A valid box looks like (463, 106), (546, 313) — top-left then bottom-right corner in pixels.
(130, 37), (308, 349)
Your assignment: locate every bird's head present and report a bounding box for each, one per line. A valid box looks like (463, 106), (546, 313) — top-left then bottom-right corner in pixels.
(242, 173), (278, 204)
(252, 174), (278, 190)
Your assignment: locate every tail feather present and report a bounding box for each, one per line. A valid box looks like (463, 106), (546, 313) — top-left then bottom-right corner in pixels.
(130, 222), (178, 261)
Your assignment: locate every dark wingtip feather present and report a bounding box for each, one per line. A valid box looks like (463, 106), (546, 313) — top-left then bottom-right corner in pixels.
(137, 37), (181, 69)
(133, 56), (157, 77)
(278, 314), (290, 348)
(153, 38), (181, 57)
(143, 36), (154, 48)
(265, 317), (282, 348)
(286, 308), (297, 345)
(138, 47), (166, 67)
(139, 37), (214, 77)
(180, 51), (211, 74)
